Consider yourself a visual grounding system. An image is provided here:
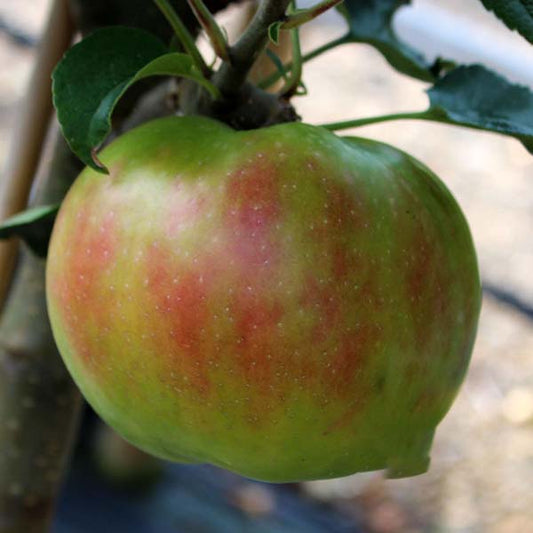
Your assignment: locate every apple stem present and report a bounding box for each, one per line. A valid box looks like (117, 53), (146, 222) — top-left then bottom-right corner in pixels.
(320, 111), (432, 131)
(186, 0), (231, 62)
(212, 0), (293, 97)
(258, 33), (350, 90)
(153, 0), (211, 77)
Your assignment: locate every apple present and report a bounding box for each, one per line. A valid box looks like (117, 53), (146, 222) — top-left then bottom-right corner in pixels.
(46, 115), (481, 482)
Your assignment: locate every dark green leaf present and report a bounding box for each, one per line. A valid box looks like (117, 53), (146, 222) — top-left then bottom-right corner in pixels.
(0, 205), (59, 257)
(425, 65), (533, 152)
(268, 22), (282, 45)
(53, 27), (168, 172)
(86, 53), (220, 160)
(480, 0), (533, 44)
(53, 28), (219, 173)
(339, 0), (435, 82)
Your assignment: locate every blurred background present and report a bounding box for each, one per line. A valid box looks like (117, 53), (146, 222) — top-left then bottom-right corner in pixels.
(1, 1), (532, 532)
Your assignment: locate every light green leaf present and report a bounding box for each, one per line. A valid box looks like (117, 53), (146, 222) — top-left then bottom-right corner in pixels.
(53, 27), (218, 173)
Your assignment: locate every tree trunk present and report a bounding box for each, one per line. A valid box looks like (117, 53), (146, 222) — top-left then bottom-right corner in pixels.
(0, 1), (241, 531)
(0, 134), (84, 533)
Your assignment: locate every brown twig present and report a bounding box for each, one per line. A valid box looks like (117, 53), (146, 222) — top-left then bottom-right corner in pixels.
(0, 0), (74, 314)
(0, 130), (84, 533)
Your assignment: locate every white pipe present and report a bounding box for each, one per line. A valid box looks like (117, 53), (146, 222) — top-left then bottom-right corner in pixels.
(395, 3), (533, 88)
(302, 0), (533, 88)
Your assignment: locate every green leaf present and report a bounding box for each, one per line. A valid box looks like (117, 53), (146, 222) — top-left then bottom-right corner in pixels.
(134, 54), (219, 99)
(480, 0), (533, 44)
(53, 27), (219, 173)
(86, 53), (220, 156)
(425, 65), (533, 153)
(0, 205), (59, 257)
(53, 27), (167, 172)
(268, 22), (282, 45)
(339, 0), (436, 82)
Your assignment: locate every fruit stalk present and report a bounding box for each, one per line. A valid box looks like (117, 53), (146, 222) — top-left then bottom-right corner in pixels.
(178, 0), (298, 129)
(213, 0), (293, 96)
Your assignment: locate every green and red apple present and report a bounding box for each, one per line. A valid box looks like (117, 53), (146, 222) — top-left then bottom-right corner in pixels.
(46, 116), (481, 482)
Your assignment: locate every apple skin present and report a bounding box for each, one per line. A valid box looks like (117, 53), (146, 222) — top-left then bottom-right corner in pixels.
(46, 116), (481, 482)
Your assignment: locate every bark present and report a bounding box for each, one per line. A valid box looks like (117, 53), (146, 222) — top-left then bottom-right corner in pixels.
(0, 252), (82, 533)
(0, 1), (250, 531)
(0, 134), (84, 533)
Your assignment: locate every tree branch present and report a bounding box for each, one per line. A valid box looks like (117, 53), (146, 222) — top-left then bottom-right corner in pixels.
(0, 1), (242, 531)
(0, 132), (84, 533)
(213, 0), (292, 96)
(0, 0), (74, 314)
